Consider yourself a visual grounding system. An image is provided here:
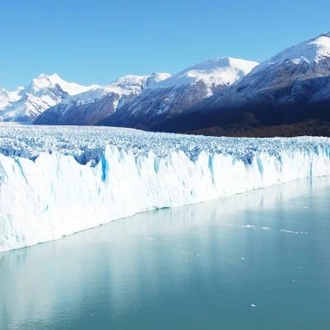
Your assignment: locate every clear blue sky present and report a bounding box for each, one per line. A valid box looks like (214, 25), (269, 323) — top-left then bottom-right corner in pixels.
(1, 0), (330, 90)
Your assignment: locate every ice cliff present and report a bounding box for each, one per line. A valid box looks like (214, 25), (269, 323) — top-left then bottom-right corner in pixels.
(1, 124), (330, 252)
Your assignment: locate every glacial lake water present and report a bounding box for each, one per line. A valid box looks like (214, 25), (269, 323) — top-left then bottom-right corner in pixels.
(1, 178), (330, 330)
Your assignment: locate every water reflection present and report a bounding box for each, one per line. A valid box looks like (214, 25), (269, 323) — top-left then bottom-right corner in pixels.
(1, 178), (330, 330)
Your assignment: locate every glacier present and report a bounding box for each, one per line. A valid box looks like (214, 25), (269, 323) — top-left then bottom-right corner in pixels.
(1, 124), (330, 252)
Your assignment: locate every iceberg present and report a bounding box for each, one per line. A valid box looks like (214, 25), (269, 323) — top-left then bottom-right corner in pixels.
(1, 124), (330, 252)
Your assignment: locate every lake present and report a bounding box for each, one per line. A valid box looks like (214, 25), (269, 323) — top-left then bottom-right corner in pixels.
(1, 178), (330, 330)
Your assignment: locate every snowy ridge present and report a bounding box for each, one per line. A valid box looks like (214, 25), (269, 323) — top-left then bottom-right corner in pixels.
(0, 88), (11, 109)
(201, 33), (330, 114)
(145, 72), (172, 88)
(1, 125), (330, 252)
(64, 75), (149, 106)
(33, 74), (167, 126)
(100, 57), (258, 128)
(157, 57), (258, 89)
(28, 73), (97, 95)
(0, 74), (97, 122)
(0, 87), (21, 109)
(2, 57), (257, 126)
(255, 33), (330, 72)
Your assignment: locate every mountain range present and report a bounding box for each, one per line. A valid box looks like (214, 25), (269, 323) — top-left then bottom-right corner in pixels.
(0, 74), (95, 122)
(1, 32), (330, 136)
(154, 32), (330, 136)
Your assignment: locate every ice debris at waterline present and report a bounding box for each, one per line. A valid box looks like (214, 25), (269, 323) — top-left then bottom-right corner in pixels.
(1, 124), (330, 252)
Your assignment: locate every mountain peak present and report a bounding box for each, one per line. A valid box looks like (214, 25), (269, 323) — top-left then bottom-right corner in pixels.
(308, 33), (330, 60)
(145, 72), (172, 88)
(157, 56), (258, 89)
(29, 73), (95, 96)
(107, 75), (149, 94)
(112, 74), (148, 86)
(259, 33), (330, 70)
(38, 73), (61, 79)
(185, 56), (258, 73)
(30, 73), (68, 92)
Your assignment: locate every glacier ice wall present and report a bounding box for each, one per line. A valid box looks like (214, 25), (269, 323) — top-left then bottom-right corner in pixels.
(1, 126), (330, 252)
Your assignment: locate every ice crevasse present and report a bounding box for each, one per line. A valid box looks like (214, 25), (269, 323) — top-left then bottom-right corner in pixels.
(1, 126), (330, 252)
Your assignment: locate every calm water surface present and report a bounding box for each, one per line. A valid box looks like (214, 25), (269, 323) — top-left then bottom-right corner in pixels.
(1, 178), (330, 330)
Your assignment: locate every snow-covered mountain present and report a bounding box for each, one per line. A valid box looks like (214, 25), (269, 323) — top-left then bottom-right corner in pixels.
(34, 74), (170, 125)
(0, 57), (258, 128)
(0, 74), (96, 122)
(0, 87), (22, 110)
(157, 57), (257, 88)
(225, 32), (330, 104)
(3, 32), (330, 134)
(99, 57), (258, 129)
(36, 57), (257, 128)
(152, 33), (330, 134)
(256, 32), (330, 71)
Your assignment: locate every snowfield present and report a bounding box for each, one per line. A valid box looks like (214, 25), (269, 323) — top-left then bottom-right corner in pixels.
(1, 124), (330, 252)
